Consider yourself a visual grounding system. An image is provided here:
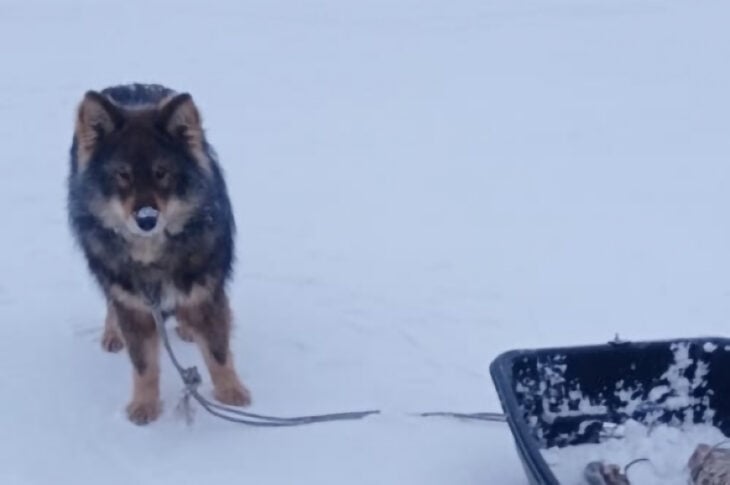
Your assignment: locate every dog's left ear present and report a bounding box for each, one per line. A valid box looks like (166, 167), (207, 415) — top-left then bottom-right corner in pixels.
(159, 93), (209, 169)
(75, 91), (124, 168)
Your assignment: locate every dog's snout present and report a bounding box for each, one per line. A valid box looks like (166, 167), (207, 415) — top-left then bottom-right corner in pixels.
(135, 206), (159, 232)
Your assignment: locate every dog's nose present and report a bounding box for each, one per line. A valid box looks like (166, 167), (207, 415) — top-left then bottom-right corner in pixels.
(135, 207), (159, 232)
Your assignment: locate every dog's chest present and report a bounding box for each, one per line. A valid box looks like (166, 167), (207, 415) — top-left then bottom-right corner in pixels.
(128, 234), (166, 265)
(113, 234), (210, 313)
(158, 283), (184, 313)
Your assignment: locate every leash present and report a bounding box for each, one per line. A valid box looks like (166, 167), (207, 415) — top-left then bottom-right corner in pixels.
(153, 310), (506, 426)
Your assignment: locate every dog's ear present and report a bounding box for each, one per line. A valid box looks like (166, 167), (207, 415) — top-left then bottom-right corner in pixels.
(75, 91), (123, 168)
(158, 93), (209, 169)
(158, 94), (210, 172)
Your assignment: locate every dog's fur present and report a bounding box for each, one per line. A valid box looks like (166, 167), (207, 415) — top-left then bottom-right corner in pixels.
(68, 84), (250, 424)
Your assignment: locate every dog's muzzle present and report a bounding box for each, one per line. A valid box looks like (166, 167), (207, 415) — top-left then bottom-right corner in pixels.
(135, 206), (159, 232)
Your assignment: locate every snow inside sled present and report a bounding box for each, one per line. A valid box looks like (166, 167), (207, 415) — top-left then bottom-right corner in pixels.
(490, 337), (730, 484)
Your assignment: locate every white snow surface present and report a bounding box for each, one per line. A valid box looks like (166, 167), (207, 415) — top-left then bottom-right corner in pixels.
(2, 0), (730, 484)
(542, 420), (727, 485)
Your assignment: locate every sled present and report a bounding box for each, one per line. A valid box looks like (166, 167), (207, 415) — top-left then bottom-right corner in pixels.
(490, 337), (730, 484)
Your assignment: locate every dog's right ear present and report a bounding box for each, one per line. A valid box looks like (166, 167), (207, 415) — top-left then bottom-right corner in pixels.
(74, 91), (123, 168)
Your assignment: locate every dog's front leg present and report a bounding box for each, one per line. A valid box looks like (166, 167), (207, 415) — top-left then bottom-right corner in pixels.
(176, 292), (251, 407)
(113, 300), (161, 425)
(101, 300), (125, 353)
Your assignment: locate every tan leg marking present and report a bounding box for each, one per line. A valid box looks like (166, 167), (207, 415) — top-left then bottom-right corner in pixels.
(101, 301), (125, 353)
(113, 301), (162, 425)
(176, 292), (251, 407)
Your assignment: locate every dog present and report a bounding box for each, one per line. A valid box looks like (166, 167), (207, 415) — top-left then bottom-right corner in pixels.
(67, 84), (251, 424)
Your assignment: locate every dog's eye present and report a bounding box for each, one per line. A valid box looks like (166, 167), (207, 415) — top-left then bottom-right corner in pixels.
(154, 168), (168, 182)
(116, 170), (132, 185)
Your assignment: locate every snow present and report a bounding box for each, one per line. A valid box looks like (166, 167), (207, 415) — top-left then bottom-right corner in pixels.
(136, 207), (159, 219)
(1, 0), (730, 484)
(705, 342), (719, 353)
(542, 420), (727, 485)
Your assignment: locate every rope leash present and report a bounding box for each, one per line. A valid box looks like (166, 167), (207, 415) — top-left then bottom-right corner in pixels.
(152, 310), (507, 426)
(152, 311), (730, 484)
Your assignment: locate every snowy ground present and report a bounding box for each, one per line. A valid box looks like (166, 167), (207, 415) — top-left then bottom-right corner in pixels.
(1, 0), (730, 483)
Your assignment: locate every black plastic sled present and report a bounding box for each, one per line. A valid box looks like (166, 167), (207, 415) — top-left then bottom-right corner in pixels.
(490, 337), (730, 484)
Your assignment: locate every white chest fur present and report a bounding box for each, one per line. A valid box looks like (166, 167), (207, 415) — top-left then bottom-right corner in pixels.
(127, 232), (166, 264)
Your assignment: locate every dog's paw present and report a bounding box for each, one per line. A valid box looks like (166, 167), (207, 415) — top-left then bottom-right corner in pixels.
(101, 329), (124, 353)
(126, 399), (161, 425)
(175, 325), (195, 343)
(215, 383), (252, 407)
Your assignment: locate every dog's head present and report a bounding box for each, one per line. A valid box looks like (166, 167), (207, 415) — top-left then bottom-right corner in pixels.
(72, 91), (212, 237)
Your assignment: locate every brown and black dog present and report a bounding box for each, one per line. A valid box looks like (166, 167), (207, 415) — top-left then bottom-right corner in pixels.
(67, 84), (250, 424)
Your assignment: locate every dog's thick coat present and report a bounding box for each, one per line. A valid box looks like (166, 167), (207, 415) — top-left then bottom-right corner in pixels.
(68, 84), (250, 424)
